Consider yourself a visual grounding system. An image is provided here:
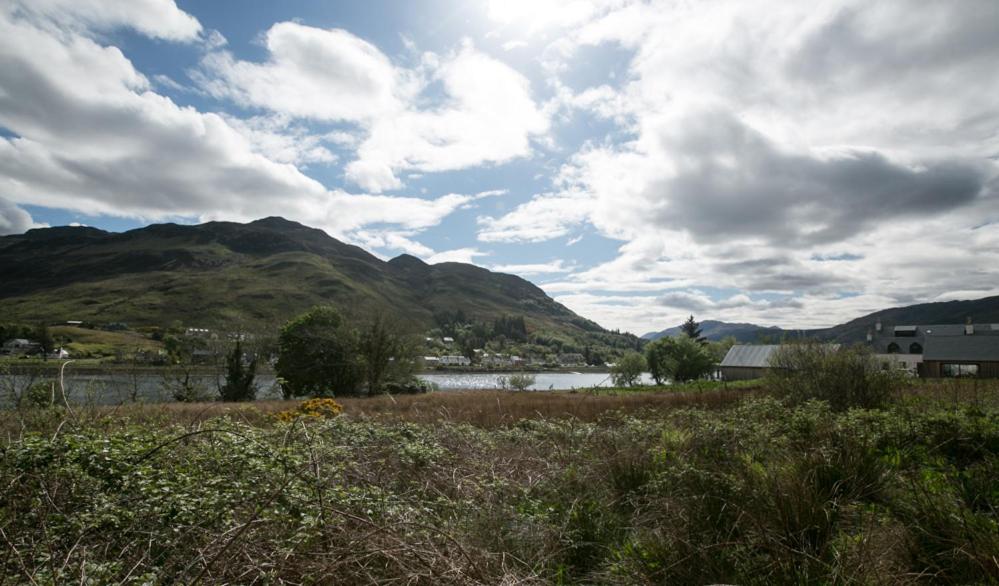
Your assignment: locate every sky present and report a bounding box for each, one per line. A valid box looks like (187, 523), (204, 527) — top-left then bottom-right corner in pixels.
(1, 0), (998, 335)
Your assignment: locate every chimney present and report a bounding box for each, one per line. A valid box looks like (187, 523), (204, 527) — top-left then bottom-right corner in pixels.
(965, 317), (974, 336)
(866, 328), (873, 343)
(875, 319), (882, 333)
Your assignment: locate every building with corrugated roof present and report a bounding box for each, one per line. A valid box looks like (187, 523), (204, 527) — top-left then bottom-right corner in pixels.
(719, 345), (780, 380)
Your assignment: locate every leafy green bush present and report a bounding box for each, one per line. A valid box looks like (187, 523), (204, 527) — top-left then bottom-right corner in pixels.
(3, 394), (998, 584)
(382, 378), (434, 394)
(645, 335), (715, 383)
(498, 373), (536, 391)
(611, 352), (647, 387)
(766, 342), (901, 410)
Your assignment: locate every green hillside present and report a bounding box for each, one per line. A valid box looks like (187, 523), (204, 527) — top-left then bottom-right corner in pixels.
(0, 217), (638, 355)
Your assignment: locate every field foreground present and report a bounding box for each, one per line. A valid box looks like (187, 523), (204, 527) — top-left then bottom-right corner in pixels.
(2, 384), (998, 584)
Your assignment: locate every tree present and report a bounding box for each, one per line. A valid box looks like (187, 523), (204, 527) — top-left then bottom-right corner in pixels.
(611, 352), (647, 387)
(220, 338), (257, 402)
(33, 323), (55, 359)
(358, 314), (418, 394)
(645, 336), (715, 384)
(499, 373), (536, 391)
(276, 306), (363, 398)
(680, 315), (706, 345)
(708, 335), (738, 363)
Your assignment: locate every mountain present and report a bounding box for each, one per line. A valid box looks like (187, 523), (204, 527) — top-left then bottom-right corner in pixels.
(814, 296), (999, 342)
(643, 320), (783, 342)
(0, 217), (636, 352)
(643, 296), (999, 344)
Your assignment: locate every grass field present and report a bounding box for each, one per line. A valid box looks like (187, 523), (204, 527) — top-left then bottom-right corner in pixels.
(2, 380), (998, 584)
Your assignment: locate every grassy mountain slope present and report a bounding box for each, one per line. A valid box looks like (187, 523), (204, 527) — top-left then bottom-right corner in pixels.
(0, 217), (629, 350)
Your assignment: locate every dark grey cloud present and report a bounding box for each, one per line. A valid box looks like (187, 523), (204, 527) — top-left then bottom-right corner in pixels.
(716, 254), (848, 293)
(646, 112), (986, 246)
(787, 3), (999, 89)
(656, 290), (804, 312)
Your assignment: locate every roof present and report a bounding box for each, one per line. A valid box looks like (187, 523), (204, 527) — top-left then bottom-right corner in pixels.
(923, 336), (999, 362)
(720, 345), (780, 368)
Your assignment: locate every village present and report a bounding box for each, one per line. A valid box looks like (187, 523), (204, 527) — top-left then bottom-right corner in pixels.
(6, 316), (999, 382)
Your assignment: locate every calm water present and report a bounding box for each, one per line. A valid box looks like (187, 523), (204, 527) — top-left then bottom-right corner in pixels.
(0, 371), (656, 406)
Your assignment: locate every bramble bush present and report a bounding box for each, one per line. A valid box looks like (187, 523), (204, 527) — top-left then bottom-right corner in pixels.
(2, 388), (998, 584)
(766, 341), (902, 410)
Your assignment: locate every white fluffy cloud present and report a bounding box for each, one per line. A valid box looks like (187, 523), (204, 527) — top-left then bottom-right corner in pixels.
(199, 25), (549, 192)
(427, 247), (490, 264)
(0, 197), (40, 235)
(491, 260), (573, 275)
(6, 0), (201, 41)
(0, 8), (479, 250)
(480, 0), (999, 331)
(200, 23), (399, 122)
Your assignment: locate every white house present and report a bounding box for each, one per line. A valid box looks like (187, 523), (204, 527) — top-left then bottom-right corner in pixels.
(439, 355), (470, 366)
(49, 348), (70, 359)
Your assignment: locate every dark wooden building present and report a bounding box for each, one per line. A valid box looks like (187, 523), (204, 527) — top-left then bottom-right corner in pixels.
(921, 336), (999, 378)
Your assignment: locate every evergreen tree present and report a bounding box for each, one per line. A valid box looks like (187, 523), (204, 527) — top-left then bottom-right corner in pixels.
(220, 338), (257, 402)
(680, 315), (706, 345)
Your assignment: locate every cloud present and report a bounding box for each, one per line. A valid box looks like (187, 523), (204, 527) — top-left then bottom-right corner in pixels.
(477, 192), (591, 242)
(347, 43), (550, 191)
(482, 0), (999, 332)
(221, 114), (338, 166)
(6, 0), (202, 41)
(199, 22), (399, 122)
(427, 247), (489, 264)
(0, 10), (474, 251)
(656, 290), (802, 313)
(0, 196), (40, 235)
(199, 24), (549, 191)
(491, 260), (573, 275)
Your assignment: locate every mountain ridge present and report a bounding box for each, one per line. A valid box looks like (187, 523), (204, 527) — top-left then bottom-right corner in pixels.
(643, 295), (999, 343)
(0, 217), (636, 354)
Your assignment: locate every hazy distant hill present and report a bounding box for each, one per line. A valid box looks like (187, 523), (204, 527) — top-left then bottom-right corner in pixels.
(642, 320), (783, 342)
(0, 217), (635, 351)
(643, 296), (999, 343)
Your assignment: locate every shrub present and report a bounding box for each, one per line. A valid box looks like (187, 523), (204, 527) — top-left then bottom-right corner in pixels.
(611, 352), (646, 387)
(766, 342), (901, 410)
(274, 397), (344, 422)
(382, 379), (434, 394)
(498, 373), (536, 391)
(645, 336), (715, 384)
(21, 380), (54, 409)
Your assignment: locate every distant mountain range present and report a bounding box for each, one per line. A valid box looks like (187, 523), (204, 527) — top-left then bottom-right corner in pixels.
(643, 296), (999, 343)
(0, 217), (637, 352)
(643, 320), (784, 342)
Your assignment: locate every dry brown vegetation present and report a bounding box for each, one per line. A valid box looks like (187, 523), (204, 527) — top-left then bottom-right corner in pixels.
(2, 386), (758, 437)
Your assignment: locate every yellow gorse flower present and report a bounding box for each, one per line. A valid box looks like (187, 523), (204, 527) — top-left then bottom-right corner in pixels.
(275, 397), (343, 422)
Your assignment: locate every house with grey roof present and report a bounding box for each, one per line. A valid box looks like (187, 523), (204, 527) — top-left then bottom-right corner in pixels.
(921, 336), (999, 378)
(719, 345), (780, 380)
(868, 319), (999, 378)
